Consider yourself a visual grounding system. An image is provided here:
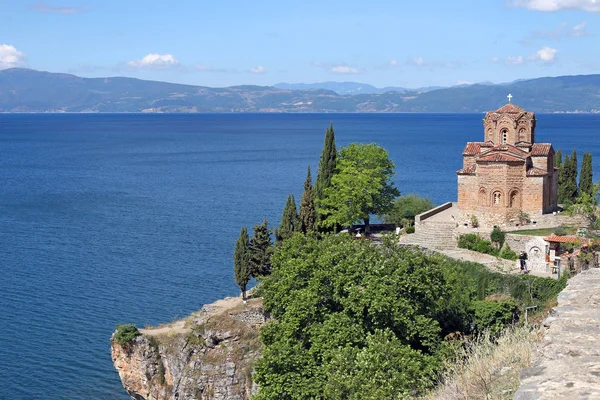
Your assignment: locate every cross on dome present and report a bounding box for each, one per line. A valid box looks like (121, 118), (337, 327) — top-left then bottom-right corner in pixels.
(507, 94), (513, 103)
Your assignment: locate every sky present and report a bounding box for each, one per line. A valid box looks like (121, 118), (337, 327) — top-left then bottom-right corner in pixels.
(1, 0), (600, 88)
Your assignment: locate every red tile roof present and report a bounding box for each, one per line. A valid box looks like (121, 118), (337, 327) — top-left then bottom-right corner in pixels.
(495, 103), (526, 114)
(531, 143), (552, 156)
(463, 142), (481, 155)
(544, 235), (590, 245)
(526, 166), (548, 176)
(457, 164), (477, 174)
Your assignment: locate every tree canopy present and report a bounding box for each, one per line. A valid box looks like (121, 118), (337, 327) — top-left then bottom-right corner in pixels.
(299, 165), (317, 234)
(318, 143), (400, 233)
(233, 226), (251, 300)
(250, 218), (273, 277)
(381, 194), (434, 226)
(579, 152), (593, 197)
(558, 149), (578, 204)
(315, 123), (337, 203)
(277, 195), (300, 242)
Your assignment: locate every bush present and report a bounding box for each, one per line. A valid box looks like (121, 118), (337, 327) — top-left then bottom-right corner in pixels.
(499, 243), (518, 261)
(553, 225), (567, 236)
(114, 324), (141, 346)
(472, 299), (518, 334)
(458, 234), (499, 257)
(406, 226), (415, 234)
(490, 226), (506, 248)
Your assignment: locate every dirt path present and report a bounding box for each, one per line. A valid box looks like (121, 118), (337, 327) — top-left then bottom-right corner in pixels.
(140, 296), (243, 336)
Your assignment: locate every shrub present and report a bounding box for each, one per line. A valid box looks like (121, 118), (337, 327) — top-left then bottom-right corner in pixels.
(499, 243), (518, 261)
(472, 299), (518, 334)
(553, 225), (567, 236)
(114, 324), (141, 346)
(406, 226), (415, 234)
(490, 226), (506, 248)
(458, 234), (499, 257)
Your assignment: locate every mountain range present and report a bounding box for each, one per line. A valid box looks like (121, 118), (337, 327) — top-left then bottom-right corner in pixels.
(1, 68), (599, 113)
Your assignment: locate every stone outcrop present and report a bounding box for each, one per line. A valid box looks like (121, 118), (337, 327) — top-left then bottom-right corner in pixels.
(515, 268), (600, 399)
(111, 297), (267, 400)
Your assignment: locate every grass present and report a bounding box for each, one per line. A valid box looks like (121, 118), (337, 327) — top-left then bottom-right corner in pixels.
(425, 327), (537, 400)
(507, 225), (578, 236)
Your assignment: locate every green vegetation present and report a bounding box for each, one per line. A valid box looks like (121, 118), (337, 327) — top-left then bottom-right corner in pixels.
(114, 324), (141, 346)
(457, 234), (518, 260)
(233, 227), (252, 300)
(319, 143), (400, 234)
(406, 226), (415, 234)
(580, 152), (594, 197)
(277, 195), (300, 242)
(299, 166), (317, 234)
(490, 226), (506, 248)
(567, 182), (600, 228)
(250, 218), (273, 277)
(554, 149), (562, 169)
(558, 149), (579, 204)
(380, 194), (434, 227)
(253, 235), (565, 399)
(315, 123), (337, 217)
(508, 225), (578, 236)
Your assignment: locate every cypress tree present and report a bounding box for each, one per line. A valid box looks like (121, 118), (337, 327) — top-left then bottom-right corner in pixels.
(580, 152), (593, 197)
(558, 153), (570, 204)
(554, 149), (562, 169)
(278, 194), (299, 242)
(250, 218), (273, 277)
(299, 165), (317, 233)
(233, 227), (251, 301)
(315, 122), (337, 202)
(570, 149), (579, 201)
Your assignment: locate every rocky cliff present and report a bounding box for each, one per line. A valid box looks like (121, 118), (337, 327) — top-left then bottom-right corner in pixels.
(111, 297), (267, 400)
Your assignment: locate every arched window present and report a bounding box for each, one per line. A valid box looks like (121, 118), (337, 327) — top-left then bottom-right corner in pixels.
(492, 191), (502, 206)
(509, 189), (521, 208)
(478, 188), (487, 206)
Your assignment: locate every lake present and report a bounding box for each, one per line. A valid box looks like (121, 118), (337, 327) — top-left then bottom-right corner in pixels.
(1, 113), (599, 399)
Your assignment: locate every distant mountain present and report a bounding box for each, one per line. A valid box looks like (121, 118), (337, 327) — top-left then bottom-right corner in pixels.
(274, 81), (408, 95)
(1, 68), (599, 113)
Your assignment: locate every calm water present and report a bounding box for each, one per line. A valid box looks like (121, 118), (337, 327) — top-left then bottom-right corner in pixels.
(1, 113), (599, 399)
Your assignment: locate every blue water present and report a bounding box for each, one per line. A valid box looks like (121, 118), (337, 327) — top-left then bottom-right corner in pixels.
(1, 113), (599, 399)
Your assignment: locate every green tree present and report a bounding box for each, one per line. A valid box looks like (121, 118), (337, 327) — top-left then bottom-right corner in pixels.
(559, 150), (578, 204)
(319, 143), (400, 234)
(580, 152), (593, 197)
(554, 149), (562, 169)
(299, 165), (317, 234)
(233, 227), (252, 300)
(381, 194), (434, 227)
(315, 122), (337, 203)
(250, 218), (273, 277)
(277, 195), (300, 242)
(567, 182), (600, 228)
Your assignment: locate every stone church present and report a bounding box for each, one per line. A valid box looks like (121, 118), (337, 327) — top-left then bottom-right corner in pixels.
(457, 102), (558, 226)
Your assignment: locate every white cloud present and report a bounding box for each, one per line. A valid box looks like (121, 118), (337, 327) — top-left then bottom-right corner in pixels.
(389, 59), (398, 66)
(571, 21), (589, 36)
(330, 65), (359, 74)
(410, 57), (425, 66)
(507, 55), (525, 65)
(249, 66), (267, 74)
(525, 21), (589, 41)
(0, 44), (27, 69)
(511, 0), (600, 12)
(535, 46), (559, 62)
(491, 56), (501, 63)
(127, 53), (179, 69)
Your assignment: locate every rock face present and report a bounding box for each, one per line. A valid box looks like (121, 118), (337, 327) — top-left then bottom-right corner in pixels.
(514, 268), (600, 399)
(111, 297), (267, 400)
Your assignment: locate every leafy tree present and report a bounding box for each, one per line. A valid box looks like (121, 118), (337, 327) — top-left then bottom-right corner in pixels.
(315, 122), (337, 202)
(567, 182), (600, 228)
(233, 226), (252, 300)
(490, 226), (506, 248)
(319, 143), (400, 234)
(580, 152), (593, 197)
(381, 194), (434, 226)
(277, 195), (300, 242)
(558, 150), (578, 204)
(299, 165), (317, 234)
(250, 218), (273, 277)
(554, 149), (563, 169)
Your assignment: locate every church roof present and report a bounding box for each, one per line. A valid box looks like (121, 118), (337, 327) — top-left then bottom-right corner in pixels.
(479, 153), (525, 162)
(463, 142), (481, 156)
(494, 103), (526, 114)
(457, 164), (477, 175)
(531, 143), (552, 156)
(526, 166), (549, 176)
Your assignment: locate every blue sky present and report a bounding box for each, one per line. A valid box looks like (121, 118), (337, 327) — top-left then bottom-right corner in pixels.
(1, 0), (599, 88)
